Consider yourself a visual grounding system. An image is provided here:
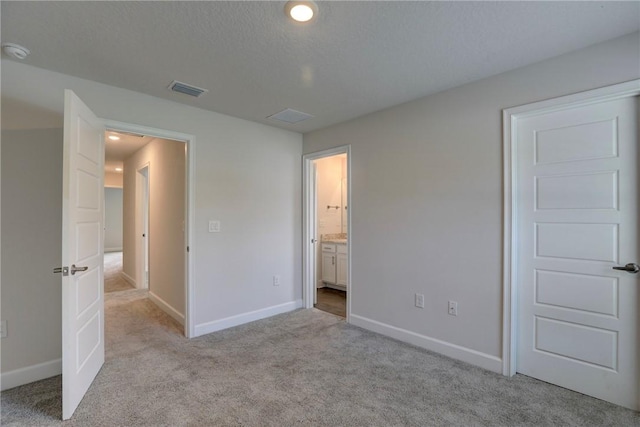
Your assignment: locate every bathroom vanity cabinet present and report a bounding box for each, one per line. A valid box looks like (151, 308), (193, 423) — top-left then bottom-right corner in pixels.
(321, 241), (347, 290)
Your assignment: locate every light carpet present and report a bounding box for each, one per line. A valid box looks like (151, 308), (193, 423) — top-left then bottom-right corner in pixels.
(104, 252), (134, 293)
(1, 293), (638, 426)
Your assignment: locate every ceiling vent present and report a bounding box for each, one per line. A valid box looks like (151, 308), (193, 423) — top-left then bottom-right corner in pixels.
(168, 80), (208, 98)
(267, 108), (314, 124)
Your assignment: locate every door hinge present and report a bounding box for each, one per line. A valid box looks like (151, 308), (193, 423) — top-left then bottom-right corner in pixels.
(187, 246), (190, 252)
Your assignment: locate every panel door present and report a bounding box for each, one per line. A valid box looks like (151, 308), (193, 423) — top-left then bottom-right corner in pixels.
(516, 96), (638, 410)
(62, 90), (105, 419)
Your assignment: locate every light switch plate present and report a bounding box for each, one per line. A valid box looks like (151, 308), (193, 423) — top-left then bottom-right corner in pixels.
(208, 220), (221, 233)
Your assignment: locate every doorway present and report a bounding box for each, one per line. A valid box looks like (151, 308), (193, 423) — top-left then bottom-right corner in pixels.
(503, 80), (640, 410)
(60, 91), (196, 419)
(103, 122), (195, 338)
(303, 146), (351, 320)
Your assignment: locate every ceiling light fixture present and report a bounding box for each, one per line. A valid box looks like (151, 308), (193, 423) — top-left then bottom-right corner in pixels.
(108, 135), (120, 141)
(285, 1), (318, 23)
(115, 167), (123, 172)
(1, 42), (30, 60)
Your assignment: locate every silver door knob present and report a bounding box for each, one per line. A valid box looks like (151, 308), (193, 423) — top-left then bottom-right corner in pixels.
(70, 264), (89, 275)
(612, 263), (640, 273)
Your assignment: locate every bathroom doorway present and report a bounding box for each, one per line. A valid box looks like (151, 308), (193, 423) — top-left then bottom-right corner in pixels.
(303, 146), (351, 319)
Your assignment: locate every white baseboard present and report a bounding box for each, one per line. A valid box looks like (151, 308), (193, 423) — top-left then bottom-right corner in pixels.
(1, 358), (62, 391)
(121, 271), (136, 287)
(350, 314), (502, 373)
(104, 247), (123, 253)
(194, 300), (303, 337)
(148, 291), (185, 325)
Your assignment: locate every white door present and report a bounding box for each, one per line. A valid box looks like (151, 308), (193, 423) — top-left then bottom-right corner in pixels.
(312, 162), (318, 305)
(62, 90), (105, 419)
(143, 169), (149, 287)
(136, 165), (150, 289)
(516, 96), (638, 409)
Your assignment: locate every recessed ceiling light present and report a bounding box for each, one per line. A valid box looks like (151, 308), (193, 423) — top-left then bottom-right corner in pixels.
(285, 1), (318, 23)
(115, 167), (123, 172)
(108, 135), (120, 141)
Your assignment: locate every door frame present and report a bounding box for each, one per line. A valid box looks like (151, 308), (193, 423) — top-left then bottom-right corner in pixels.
(135, 163), (150, 290)
(303, 145), (351, 320)
(502, 79), (640, 377)
(104, 119), (196, 338)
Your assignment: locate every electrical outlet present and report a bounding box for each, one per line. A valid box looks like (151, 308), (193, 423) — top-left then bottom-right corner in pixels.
(273, 275), (281, 286)
(1, 320), (7, 338)
(448, 301), (458, 316)
(415, 293), (424, 308)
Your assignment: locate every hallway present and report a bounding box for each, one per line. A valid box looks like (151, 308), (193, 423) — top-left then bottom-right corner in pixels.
(104, 252), (134, 293)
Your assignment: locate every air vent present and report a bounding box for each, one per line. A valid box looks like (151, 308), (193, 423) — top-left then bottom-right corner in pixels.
(168, 80), (208, 98)
(267, 108), (314, 124)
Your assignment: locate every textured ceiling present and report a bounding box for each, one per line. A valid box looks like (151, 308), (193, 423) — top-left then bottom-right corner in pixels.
(2, 1), (638, 133)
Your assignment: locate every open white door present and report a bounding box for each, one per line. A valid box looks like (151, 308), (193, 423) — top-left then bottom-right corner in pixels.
(136, 165), (150, 289)
(61, 90), (105, 419)
(311, 162), (318, 305)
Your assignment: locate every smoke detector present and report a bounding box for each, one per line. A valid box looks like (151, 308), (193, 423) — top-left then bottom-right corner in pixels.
(2, 43), (30, 60)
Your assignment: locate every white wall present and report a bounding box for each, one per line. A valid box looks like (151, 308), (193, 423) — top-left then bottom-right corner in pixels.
(1, 129), (63, 378)
(122, 138), (186, 321)
(104, 171), (123, 188)
(303, 32), (640, 371)
(104, 187), (123, 252)
(1, 61), (302, 380)
(316, 155), (345, 236)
